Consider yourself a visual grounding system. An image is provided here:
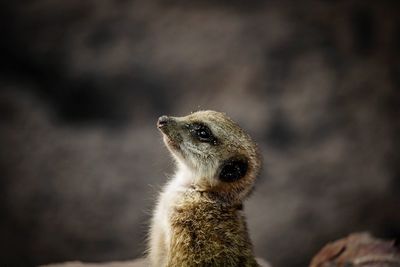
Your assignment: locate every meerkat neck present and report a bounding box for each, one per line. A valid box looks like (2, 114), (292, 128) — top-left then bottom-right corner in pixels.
(166, 162), (241, 206)
(169, 162), (195, 189)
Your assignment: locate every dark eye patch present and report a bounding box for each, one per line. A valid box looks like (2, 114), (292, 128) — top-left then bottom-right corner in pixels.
(188, 123), (218, 145)
(219, 157), (248, 182)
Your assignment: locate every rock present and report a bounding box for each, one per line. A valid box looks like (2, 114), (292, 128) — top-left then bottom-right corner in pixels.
(257, 257), (273, 267)
(310, 232), (400, 267)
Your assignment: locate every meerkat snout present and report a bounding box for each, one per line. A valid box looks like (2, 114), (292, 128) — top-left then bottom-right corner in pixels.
(149, 110), (261, 267)
(157, 115), (170, 128)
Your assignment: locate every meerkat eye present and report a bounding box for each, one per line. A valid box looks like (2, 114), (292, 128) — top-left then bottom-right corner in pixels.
(194, 125), (212, 141)
(198, 129), (210, 139)
(189, 123), (217, 144)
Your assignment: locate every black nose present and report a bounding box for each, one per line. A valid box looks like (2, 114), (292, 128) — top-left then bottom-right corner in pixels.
(157, 115), (170, 128)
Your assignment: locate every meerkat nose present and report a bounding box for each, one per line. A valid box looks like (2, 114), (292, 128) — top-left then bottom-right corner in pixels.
(157, 115), (170, 128)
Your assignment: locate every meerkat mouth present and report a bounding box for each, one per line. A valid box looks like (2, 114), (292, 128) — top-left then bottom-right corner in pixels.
(163, 135), (181, 151)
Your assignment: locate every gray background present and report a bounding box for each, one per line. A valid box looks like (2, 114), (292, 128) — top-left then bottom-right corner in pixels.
(1, 1), (399, 267)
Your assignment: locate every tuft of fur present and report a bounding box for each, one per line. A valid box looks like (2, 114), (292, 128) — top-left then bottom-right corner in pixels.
(148, 110), (261, 267)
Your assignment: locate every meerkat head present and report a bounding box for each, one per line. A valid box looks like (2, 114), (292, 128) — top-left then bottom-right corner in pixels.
(157, 110), (261, 202)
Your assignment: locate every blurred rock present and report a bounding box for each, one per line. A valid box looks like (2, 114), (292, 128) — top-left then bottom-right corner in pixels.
(310, 233), (400, 267)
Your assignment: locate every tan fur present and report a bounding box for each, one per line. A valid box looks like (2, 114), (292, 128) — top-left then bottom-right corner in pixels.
(148, 110), (261, 267)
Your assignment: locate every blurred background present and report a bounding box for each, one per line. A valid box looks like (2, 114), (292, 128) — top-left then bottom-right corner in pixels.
(1, 1), (400, 267)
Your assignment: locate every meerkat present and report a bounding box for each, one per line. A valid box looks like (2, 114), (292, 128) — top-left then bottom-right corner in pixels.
(148, 110), (262, 267)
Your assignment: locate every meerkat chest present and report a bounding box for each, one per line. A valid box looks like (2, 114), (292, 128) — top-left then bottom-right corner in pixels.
(165, 191), (256, 266)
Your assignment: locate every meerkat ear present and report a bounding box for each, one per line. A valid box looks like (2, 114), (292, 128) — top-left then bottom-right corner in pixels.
(219, 157), (248, 182)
